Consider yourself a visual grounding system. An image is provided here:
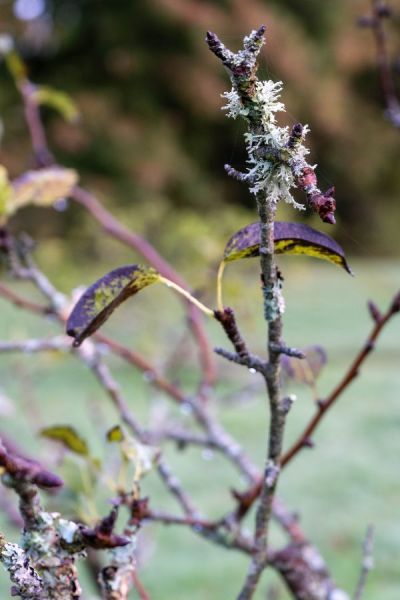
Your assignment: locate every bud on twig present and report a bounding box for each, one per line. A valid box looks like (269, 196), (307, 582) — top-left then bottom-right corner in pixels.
(367, 300), (382, 323)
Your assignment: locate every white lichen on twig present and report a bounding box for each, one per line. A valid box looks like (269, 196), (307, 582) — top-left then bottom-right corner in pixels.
(222, 76), (312, 209)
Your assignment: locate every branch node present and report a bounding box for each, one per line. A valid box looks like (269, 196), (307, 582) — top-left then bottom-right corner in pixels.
(269, 342), (305, 359)
(367, 300), (382, 323)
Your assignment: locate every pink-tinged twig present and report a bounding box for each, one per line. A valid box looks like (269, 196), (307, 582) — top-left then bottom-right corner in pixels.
(1, 248), (352, 599)
(282, 291), (400, 467)
(359, 0), (400, 127)
(233, 291), (400, 518)
(0, 282), (50, 316)
(70, 185), (216, 391)
(132, 572), (151, 600)
(11, 66), (216, 393)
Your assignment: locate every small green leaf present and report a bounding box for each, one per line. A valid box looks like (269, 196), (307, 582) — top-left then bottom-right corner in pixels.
(106, 425), (125, 443)
(5, 50), (27, 82)
(32, 86), (79, 122)
(40, 425), (89, 456)
(0, 166), (13, 224)
(66, 265), (161, 346)
(223, 221), (352, 274)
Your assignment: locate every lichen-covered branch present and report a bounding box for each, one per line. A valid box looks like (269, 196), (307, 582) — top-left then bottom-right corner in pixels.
(206, 26), (291, 599)
(207, 26), (347, 600)
(0, 534), (43, 599)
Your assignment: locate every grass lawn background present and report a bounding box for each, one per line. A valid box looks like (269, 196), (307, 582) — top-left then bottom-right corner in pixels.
(0, 256), (399, 599)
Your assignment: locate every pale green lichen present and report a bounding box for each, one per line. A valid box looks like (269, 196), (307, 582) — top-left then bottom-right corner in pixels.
(222, 76), (312, 211)
(0, 537), (43, 598)
(263, 279), (285, 321)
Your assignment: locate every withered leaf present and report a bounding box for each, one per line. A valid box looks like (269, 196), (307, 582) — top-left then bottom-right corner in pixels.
(66, 264), (160, 346)
(40, 425), (89, 456)
(12, 167), (78, 211)
(223, 221), (352, 274)
(0, 166), (78, 224)
(281, 345), (327, 387)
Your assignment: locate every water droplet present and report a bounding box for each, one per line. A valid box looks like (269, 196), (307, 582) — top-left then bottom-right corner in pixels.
(179, 402), (192, 416)
(14, 0), (45, 22)
(54, 198), (69, 212)
(248, 368), (256, 374)
(143, 371), (155, 383)
(96, 343), (110, 356)
(201, 449), (214, 461)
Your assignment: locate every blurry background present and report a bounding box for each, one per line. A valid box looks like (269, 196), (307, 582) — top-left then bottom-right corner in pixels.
(0, 1), (400, 599)
(1, 0), (400, 276)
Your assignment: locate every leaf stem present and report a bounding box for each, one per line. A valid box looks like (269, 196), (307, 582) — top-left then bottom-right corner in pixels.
(216, 261), (226, 312)
(159, 276), (215, 317)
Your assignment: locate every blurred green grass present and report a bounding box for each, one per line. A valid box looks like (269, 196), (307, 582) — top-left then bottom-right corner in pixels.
(0, 257), (399, 598)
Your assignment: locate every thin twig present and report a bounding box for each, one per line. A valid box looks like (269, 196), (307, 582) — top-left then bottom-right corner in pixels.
(235, 291), (400, 516)
(13, 69), (216, 391)
(71, 185), (216, 390)
(282, 293), (400, 467)
(359, 0), (400, 127)
(353, 525), (374, 600)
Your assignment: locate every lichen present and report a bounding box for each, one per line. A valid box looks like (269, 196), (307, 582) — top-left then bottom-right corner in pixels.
(222, 75), (313, 210)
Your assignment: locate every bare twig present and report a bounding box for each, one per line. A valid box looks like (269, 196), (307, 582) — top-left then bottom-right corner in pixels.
(282, 292), (400, 467)
(0, 336), (69, 354)
(235, 291), (400, 517)
(359, 0), (400, 127)
(353, 525), (374, 600)
(10, 64), (216, 392)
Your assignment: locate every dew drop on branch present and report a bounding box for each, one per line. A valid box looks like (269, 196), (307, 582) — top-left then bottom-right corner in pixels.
(54, 198), (69, 212)
(179, 402), (193, 416)
(201, 449), (214, 461)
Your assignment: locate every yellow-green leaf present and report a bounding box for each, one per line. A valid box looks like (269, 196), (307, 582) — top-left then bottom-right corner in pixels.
(66, 265), (161, 346)
(32, 86), (79, 122)
(5, 50), (27, 82)
(106, 425), (125, 443)
(12, 167), (78, 211)
(0, 166), (12, 224)
(40, 425), (89, 456)
(223, 221), (352, 274)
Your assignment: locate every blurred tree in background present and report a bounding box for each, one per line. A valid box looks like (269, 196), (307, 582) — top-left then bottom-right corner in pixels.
(1, 0), (400, 279)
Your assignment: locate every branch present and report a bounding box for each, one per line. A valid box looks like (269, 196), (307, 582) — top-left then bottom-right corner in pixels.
(281, 292), (400, 467)
(207, 26), (289, 600)
(353, 525), (374, 600)
(359, 0), (400, 127)
(271, 542), (350, 600)
(1, 246), (349, 598)
(0, 336), (69, 355)
(0, 535), (43, 599)
(233, 291), (400, 520)
(11, 66), (216, 391)
(70, 185), (216, 391)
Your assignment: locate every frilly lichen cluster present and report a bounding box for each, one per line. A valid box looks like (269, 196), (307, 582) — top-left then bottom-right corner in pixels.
(222, 69), (312, 208)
